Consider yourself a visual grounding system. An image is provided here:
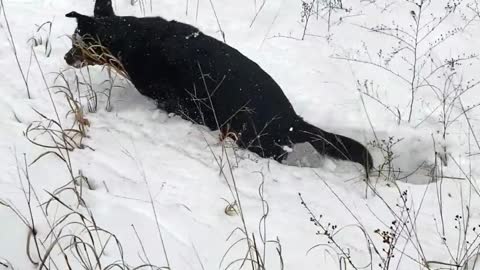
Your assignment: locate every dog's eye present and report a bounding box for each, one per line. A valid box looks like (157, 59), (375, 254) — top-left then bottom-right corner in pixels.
(72, 29), (82, 44)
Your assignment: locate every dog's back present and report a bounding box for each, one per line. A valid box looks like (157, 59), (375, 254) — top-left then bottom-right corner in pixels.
(95, 17), (297, 132)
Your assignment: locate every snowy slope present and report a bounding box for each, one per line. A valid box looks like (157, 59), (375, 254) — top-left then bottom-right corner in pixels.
(1, 0), (480, 269)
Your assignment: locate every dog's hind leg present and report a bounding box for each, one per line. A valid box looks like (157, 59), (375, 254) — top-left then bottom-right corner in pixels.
(94, 0), (115, 17)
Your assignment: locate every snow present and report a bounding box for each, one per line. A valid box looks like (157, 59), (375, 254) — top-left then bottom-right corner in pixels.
(1, 0), (480, 269)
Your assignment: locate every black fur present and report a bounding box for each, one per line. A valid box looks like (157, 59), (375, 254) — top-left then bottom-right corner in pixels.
(94, 0), (114, 17)
(64, 0), (374, 173)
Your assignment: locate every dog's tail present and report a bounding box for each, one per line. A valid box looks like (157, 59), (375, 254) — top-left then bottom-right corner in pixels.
(94, 0), (115, 17)
(290, 118), (373, 174)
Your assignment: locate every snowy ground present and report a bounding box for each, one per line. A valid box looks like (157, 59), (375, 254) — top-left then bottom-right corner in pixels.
(1, 0), (480, 269)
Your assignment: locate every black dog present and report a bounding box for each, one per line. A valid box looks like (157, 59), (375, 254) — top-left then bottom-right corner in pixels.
(64, 0), (374, 173)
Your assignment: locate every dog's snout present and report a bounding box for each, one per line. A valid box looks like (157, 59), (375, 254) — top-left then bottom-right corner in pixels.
(64, 48), (83, 67)
(64, 52), (74, 65)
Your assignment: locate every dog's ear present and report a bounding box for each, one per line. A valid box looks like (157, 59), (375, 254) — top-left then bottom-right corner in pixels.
(94, 0), (115, 17)
(65, 11), (87, 19)
(66, 12), (98, 33)
(65, 11), (97, 25)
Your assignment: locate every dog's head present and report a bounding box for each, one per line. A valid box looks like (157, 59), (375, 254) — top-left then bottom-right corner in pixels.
(64, 0), (115, 67)
(64, 11), (105, 68)
(64, 11), (129, 78)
